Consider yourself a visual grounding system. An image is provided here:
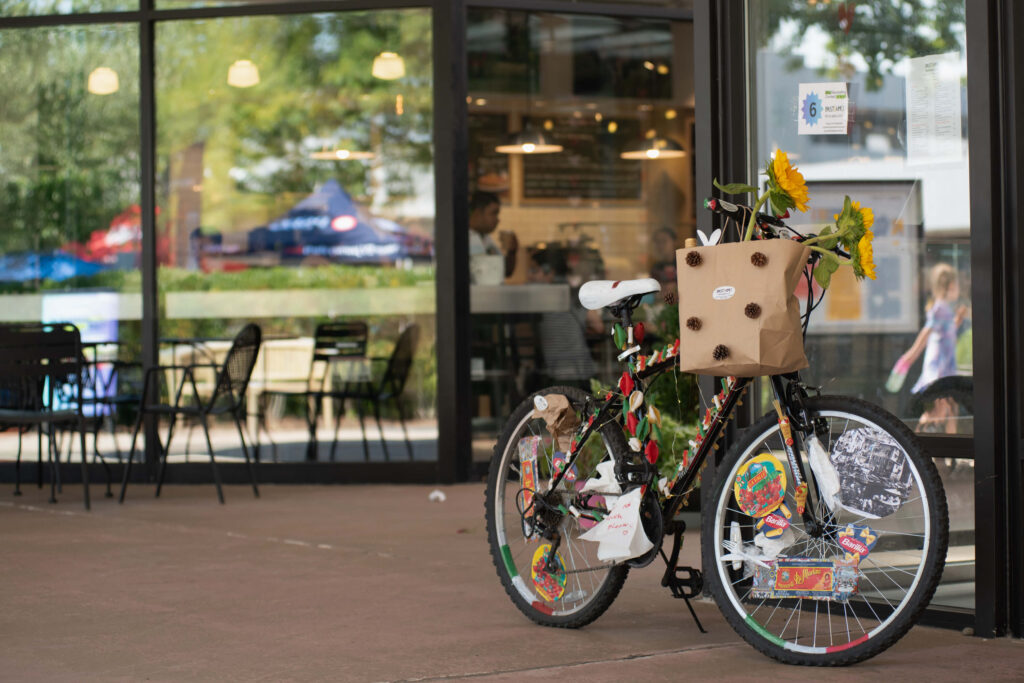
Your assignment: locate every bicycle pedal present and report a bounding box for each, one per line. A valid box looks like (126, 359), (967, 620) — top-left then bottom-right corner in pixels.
(665, 565), (704, 599)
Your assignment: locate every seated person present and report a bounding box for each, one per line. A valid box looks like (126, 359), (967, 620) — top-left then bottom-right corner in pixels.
(528, 247), (598, 386)
(469, 190), (517, 283)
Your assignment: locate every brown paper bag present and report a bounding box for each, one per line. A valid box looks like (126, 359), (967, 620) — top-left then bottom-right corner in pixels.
(531, 393), (580, 452)
(676, 239), (810, 377)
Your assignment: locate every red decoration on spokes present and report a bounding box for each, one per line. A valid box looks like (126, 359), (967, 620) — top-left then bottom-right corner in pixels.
(618, 372), (634, 396)
(645, 440), (659, 464)
(634, 322), (645, 344)
(627, 413), (639, 436)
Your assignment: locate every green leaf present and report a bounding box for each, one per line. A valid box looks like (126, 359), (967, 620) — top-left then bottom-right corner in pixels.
(637, 416), (650, 442)
(813, 252), (840, 289)
(816, 225), (840, 250)
(613, 323), (625, 350)
(713, 178), (758, 195)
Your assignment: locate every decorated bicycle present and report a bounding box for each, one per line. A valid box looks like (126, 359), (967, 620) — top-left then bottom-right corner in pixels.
(484, 150), (948, 666)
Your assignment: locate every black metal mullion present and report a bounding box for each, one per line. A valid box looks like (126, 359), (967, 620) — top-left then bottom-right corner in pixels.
(139, 1), (161, 478)
(966, 0), (1008, 639)
(433, 0), (470, 483)
(465, 0), (691, 21)
(995, 0), (1024, 640)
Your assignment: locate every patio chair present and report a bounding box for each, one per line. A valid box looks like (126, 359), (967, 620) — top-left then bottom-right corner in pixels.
(118, 323), (262, 504)
(0, 322), (91, 509)
(323, 323), (419, 461)
(256, 321), (367, 461)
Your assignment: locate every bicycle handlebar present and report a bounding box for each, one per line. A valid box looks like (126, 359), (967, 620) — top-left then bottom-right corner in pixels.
(702, 197), (850, 260)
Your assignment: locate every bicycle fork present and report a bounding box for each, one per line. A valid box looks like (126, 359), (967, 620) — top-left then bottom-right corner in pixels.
(769, 375), (830, 537)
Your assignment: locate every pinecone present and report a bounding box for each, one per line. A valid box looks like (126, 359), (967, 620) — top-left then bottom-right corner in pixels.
(713, 344), (730, 360)
(751, 251), (768, 267)
(685, 251), (702, 267)
(745, 303), (762, 319)
(685, 316), (702, 331)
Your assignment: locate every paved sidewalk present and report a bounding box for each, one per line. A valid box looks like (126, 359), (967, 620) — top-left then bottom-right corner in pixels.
(1, 482), (1019, 681)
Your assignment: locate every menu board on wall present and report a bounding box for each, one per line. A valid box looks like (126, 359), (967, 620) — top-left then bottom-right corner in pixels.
(522, 116), (643, 201)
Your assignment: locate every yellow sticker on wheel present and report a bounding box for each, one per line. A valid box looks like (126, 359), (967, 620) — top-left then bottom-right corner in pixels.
(531, 544), (567, 602)
(733, 453), (787, 518)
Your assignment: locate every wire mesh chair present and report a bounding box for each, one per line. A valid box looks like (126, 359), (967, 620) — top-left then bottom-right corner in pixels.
(256, 321), (367, 461)
(0, 322), (91, 509)
(323, 323), (419, 461)
(118, 323), (262, 504)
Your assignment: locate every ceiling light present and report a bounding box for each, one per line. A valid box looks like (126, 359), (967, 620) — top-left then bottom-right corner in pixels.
(372, 52), (405, 80)
(227, 60), (260, 88)
(310, 148), (376, 161)
(620, 136), (686, 160)
(495, 130), (563, 155)
(87, 67), (119, 95)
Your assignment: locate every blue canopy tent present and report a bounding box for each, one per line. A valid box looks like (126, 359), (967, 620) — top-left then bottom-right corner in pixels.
(247, 179), (432, 265)
(0, 251), (108, 283)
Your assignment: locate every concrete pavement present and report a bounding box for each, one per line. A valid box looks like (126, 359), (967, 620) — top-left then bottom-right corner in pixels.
(1, 482), (1019, 681)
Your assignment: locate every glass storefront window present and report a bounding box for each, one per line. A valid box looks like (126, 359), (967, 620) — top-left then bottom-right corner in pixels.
(0, 24), (141, 468)
(155, 10), (436, 465)
(748, 0), (972, 610)
(0, 1), (135, 16)
(467, 9), (697, 470)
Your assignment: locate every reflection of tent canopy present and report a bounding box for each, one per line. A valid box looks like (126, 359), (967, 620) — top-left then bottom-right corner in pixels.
(248, 179), (432, 264)
(0, 251), (107, 283)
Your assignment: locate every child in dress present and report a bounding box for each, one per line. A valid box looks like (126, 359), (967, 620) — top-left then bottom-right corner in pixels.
(891, 263), (967, 432)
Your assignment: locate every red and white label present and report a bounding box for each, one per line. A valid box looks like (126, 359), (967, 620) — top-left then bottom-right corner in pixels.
(839, 536), (869, 557)
(762, 512), (790, 530)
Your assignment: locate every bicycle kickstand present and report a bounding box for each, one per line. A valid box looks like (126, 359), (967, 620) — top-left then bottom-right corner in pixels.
(659, 520), (707, 634)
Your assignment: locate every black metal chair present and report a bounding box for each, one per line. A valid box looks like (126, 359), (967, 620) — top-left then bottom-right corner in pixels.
(324, 323), (419, 461)
(0, 322), (91, 509)
(257, 321), (367, 461)
(118, 323), (262, 504)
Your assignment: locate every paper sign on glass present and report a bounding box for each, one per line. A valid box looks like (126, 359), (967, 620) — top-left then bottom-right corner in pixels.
(798, 82), (849, 135)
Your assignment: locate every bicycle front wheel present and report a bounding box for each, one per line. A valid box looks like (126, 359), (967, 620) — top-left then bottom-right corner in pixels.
(702, 395), (948, 665)
(486, 385), (631, 628)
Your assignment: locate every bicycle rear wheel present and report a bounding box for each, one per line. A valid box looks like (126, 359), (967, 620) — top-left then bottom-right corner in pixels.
(485, 385), (630, 628)
(702, 395), (948, 665)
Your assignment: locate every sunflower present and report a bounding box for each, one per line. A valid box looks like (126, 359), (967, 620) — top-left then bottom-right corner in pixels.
(810, 195), (879, 285)
(858, 229), (877, 280)
(766, 150), (809, 215)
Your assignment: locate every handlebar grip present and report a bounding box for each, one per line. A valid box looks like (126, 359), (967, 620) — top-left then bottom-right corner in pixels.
(703, 197), (748, 221)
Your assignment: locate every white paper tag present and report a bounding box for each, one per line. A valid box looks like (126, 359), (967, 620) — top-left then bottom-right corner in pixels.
(712, 286), (735, 301)
(579, 487), (653, 562)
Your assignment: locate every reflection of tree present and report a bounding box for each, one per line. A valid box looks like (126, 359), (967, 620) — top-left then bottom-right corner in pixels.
(156, 10), (434, 235)
(0, 25), (140, 254)
(756, 1), (965, 90)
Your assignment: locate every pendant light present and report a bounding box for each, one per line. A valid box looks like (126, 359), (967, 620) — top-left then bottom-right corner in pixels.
(310, 146), (375, 161)
(495, 129), (562, 155)
(496, 30), (562, 155)
(620, 59), (684, 160)
(87, 67), (119, 95)
(227, 59), (260, 88)
(620, 135), (686, 160)
(372, 51), (406, 80)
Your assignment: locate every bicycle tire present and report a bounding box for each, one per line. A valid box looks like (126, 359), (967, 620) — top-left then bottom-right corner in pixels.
(486, 385), (631, 628)
(702, 395), (948, 665)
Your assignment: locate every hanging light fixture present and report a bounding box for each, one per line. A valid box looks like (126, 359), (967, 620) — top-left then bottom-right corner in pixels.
(87, 67), (119, 95)
(496, 32), (562, 156)
(620, 55), (684, 160)
(310, 146), (375, 161)
(495, 129), (563, 155)
(620, 135), (686, 160)
(372, 51), (405, 80)
(227, 59), (260, 88)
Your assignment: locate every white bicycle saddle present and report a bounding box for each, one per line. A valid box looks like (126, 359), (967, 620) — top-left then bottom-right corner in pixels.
(578, 278), (661, 310)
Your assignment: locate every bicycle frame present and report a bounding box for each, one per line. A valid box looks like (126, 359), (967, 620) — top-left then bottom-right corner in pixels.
(543, 314), (825, 544)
